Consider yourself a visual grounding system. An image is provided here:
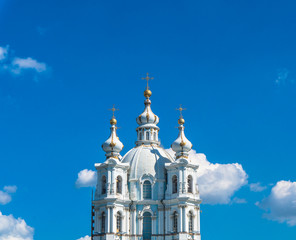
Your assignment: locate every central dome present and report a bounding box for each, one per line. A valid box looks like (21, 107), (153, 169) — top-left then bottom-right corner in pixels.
(121, 145), (174, 180)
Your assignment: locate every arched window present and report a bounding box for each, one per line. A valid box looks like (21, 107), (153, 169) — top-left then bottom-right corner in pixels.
(173, 211), (178, 233)
(139, 132), (142, 140)
(143, 180), (152, 199)
(146, 131), (149, 140)
(187, 175), (193, 193)
(101, 212), (106, 233)
(154, 132), (157, 140)
(116, 176), (122, 194)
(101, 175), (106, 194)
(172, 175), (178, 194)
(116, 212), (122, 233)
(143, 212), (152, 240)
(188, 211), (193, 232)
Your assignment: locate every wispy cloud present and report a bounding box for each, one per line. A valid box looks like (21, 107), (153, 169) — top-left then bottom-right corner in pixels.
(256, 180), (296, 226)
(249, 182), (267, 192)
(275, 68), (295, 86)
(75, 169), (97, 188)
(231, 197), (247, 204)
(10, 57), (47, 75)
(0, 45), (9, 61)
(0, 185), (17, 205)
(77, 235), (91, 240)
(0, 45), (49, 80)
(0, 211), (34, 240)
(167, 149), (248, 205)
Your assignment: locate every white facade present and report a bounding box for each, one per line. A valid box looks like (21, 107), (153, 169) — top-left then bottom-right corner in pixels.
(92, 86), (201, 240)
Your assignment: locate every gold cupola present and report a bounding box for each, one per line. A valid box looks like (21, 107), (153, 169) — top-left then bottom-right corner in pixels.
(171, 105), (192, 158)
(135, 73), (160, 146)
(101, 106), (124, 159)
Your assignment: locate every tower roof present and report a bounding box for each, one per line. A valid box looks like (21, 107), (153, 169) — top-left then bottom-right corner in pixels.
(101, 108), (124, 159)
(171, 107), (193, 158)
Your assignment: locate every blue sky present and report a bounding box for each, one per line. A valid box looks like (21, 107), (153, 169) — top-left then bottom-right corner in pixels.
(0, 0), (296, 239)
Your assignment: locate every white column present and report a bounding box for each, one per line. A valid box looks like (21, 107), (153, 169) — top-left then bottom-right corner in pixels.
(139, 216), (143, 235)
(197, 208), (200, 233)
(131, 208), (135, 235)
(178, 206), (182, 232)
(182, 168), (186, 193)
(178, 169), (182, 195)
(183, 207), (186, 232)
(110, 207), (114, 233)
(107, 207), (110, 233)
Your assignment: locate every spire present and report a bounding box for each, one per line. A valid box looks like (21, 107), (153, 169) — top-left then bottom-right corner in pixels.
(171, 105), (192, 158)
(135, 73), (160, 146)
(102, 106), (124, 159)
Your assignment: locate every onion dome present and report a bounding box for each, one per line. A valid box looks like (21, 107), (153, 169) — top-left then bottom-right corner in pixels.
(171, 115), (192, 159)
(136, 98), (159, 126)
(135, 73), (160, 146)
(102, 115), (124, 159)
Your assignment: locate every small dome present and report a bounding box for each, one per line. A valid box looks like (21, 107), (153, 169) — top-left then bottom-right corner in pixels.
(121, 145), (174, 180)
(171, 118), (192, 158)
(136, 99), (159, 126)
(102, 118), (123, 158)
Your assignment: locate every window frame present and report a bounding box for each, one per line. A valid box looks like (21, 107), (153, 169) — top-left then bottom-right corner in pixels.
(101, 175), (107, 194)
(143, 180), (152, 200)
(172, 175), (178, 194)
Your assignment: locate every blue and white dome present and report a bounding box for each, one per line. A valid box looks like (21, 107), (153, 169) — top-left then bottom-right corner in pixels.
(121, 145), (173, 180)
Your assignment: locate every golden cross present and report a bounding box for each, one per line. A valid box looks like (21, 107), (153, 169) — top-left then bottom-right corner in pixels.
(141, 72), (154, 89)
(176, 104), (186, 117)
(109, 104), (119, 118)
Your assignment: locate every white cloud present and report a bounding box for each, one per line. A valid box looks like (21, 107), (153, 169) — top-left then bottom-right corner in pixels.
(76, 169), (97, 188)
(4, 185), (17, 193)
(257, 180), (296, 226)
(0, 211), (34, 240)
(76, 235), (91, 240)
(10, 57), (47, 75)
(0, 45), (48, 77)
(0, 45), (9, 61)
(167, 149), (248, 204)
(231, 197), (247, 204)
(249, 182), (267, 192)
(0, 191), (12, 205)
(0, 185), (17, 205)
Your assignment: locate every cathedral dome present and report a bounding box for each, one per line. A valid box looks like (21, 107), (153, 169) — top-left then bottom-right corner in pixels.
(121, 145), (174, 180)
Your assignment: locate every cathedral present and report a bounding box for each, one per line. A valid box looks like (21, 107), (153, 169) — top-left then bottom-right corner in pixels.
(91, 75), (201, 240)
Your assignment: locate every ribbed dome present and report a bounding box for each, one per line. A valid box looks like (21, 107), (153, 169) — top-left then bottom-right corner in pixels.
(102, 118), (124, 158)
(171, 117), (192, 158)
(121, 145), (174, 180)
(136, 99), (159, 126)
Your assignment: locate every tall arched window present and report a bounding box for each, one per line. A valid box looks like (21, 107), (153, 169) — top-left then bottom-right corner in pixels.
(172, 175), (178, 194)
(139, 132), (142, 140)
(101, 175), (106, 194)
(143, 212), (152, 240)
(116, 212), (122, 233)
(188, 211), (193, 232)
(116, 176), (122, 194)
(101, 212), (106, 233)
(187, 175), (193, 193)
(173, 211), (178, 233)
(143, 180), (152, 199)
(146, 131), (149, 140)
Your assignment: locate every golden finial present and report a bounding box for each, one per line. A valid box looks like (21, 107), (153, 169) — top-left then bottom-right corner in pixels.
(109, 104), (119, 125)
(142, 73), (153, 98)
(176, 104), (186, 125)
